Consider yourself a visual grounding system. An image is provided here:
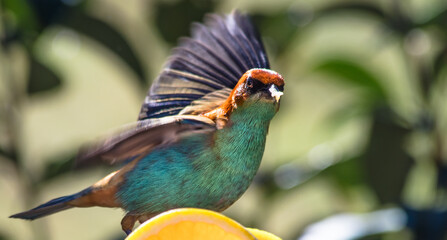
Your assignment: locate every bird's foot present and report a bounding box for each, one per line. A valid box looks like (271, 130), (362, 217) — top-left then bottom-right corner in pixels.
(121, 212), (159, 235)
(137, 213), (157, 224)
(121, 213), (137, 235)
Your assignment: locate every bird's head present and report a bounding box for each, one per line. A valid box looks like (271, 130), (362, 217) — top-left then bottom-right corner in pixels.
(231, 68), (284, 108)
(203, 68), (284, 127)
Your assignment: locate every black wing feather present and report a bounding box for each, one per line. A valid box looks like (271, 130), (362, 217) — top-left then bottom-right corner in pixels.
(76, 115), (215, 166)
(181, 38), (241, 81)
(173, 48), (236, 84)
(208, 15), (254, 69)
(139, 11), (269, 120)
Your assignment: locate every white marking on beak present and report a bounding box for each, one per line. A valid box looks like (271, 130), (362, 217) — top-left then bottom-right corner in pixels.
(269, 84), (283, 102)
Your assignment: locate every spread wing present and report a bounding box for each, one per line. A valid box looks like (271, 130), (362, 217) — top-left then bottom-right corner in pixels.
(76, 11), (270, 166)
(138, 11), (269, 120)
(76, 115), (215, 166)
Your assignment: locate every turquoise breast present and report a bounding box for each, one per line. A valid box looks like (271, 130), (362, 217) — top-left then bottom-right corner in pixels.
(117, 100), (277, 214)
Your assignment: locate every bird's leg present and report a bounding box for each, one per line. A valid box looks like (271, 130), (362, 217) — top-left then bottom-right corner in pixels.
(121, 213), (138, 235)
(137, 213), (158, 224)
(121, 212), (159, 235)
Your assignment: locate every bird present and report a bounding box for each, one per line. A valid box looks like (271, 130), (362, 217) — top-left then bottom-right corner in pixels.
(10, 10), (285, 235)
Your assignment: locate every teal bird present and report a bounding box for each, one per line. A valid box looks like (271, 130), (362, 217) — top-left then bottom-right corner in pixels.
(10, 11), (285, 234)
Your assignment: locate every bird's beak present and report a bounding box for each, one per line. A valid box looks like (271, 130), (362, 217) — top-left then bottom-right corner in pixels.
(269, 85), (283, 102)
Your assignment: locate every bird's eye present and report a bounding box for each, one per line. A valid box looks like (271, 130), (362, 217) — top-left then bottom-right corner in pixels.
(277, 84), (284, 92)
(246, 78), (254, 88)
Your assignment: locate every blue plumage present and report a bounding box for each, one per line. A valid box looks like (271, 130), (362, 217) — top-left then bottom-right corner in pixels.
(10, 187), (92, 220)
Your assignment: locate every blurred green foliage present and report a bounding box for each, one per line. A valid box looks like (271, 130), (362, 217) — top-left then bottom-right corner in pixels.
(2, 0), (447, 239)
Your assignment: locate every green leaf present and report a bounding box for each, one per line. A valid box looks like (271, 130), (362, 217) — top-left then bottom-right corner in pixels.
(314, 58), (388, 102)
(421, 8), (447, 30)
(0, 146), (19, 165)
(27, 55), (62, 94)
(318, 1), (413, 35)
(318, 2), (386, 20)
(251, 11), (301, 56)
(2, 0), (41, 34)
(154, 0), (216, 45)
(433, 46), (447, 81)
(62, 10), (147, 85)
(39, 153), (77, 183)
(362, 107), (413, 204)
(322, 157), (365, 192)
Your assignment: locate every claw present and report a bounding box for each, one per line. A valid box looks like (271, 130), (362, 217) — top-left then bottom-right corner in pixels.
(121, 212), (158, 235)
(121, 213), (137, 235)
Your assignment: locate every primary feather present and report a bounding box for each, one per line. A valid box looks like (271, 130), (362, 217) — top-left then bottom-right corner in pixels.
(138, 11), (269, 120)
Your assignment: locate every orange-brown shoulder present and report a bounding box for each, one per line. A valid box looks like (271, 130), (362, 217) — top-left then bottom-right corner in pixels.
(68, 158), (140, 208)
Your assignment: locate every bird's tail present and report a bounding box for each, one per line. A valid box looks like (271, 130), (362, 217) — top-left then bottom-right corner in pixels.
(9, 187), (92, 220)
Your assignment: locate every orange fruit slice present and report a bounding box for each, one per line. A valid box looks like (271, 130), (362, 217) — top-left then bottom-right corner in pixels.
(126, 208), (281, 240)
(247, 228), (282, 240)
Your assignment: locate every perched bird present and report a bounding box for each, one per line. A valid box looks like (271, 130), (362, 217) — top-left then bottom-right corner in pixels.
(10, 11), (284, 234)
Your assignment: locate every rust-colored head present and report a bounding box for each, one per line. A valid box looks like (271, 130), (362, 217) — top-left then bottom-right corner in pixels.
(203, 68), (284, 125)
(232, 68), (284, 104)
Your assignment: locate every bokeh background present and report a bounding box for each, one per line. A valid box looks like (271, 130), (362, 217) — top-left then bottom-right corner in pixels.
(2, 0), (447, 239)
